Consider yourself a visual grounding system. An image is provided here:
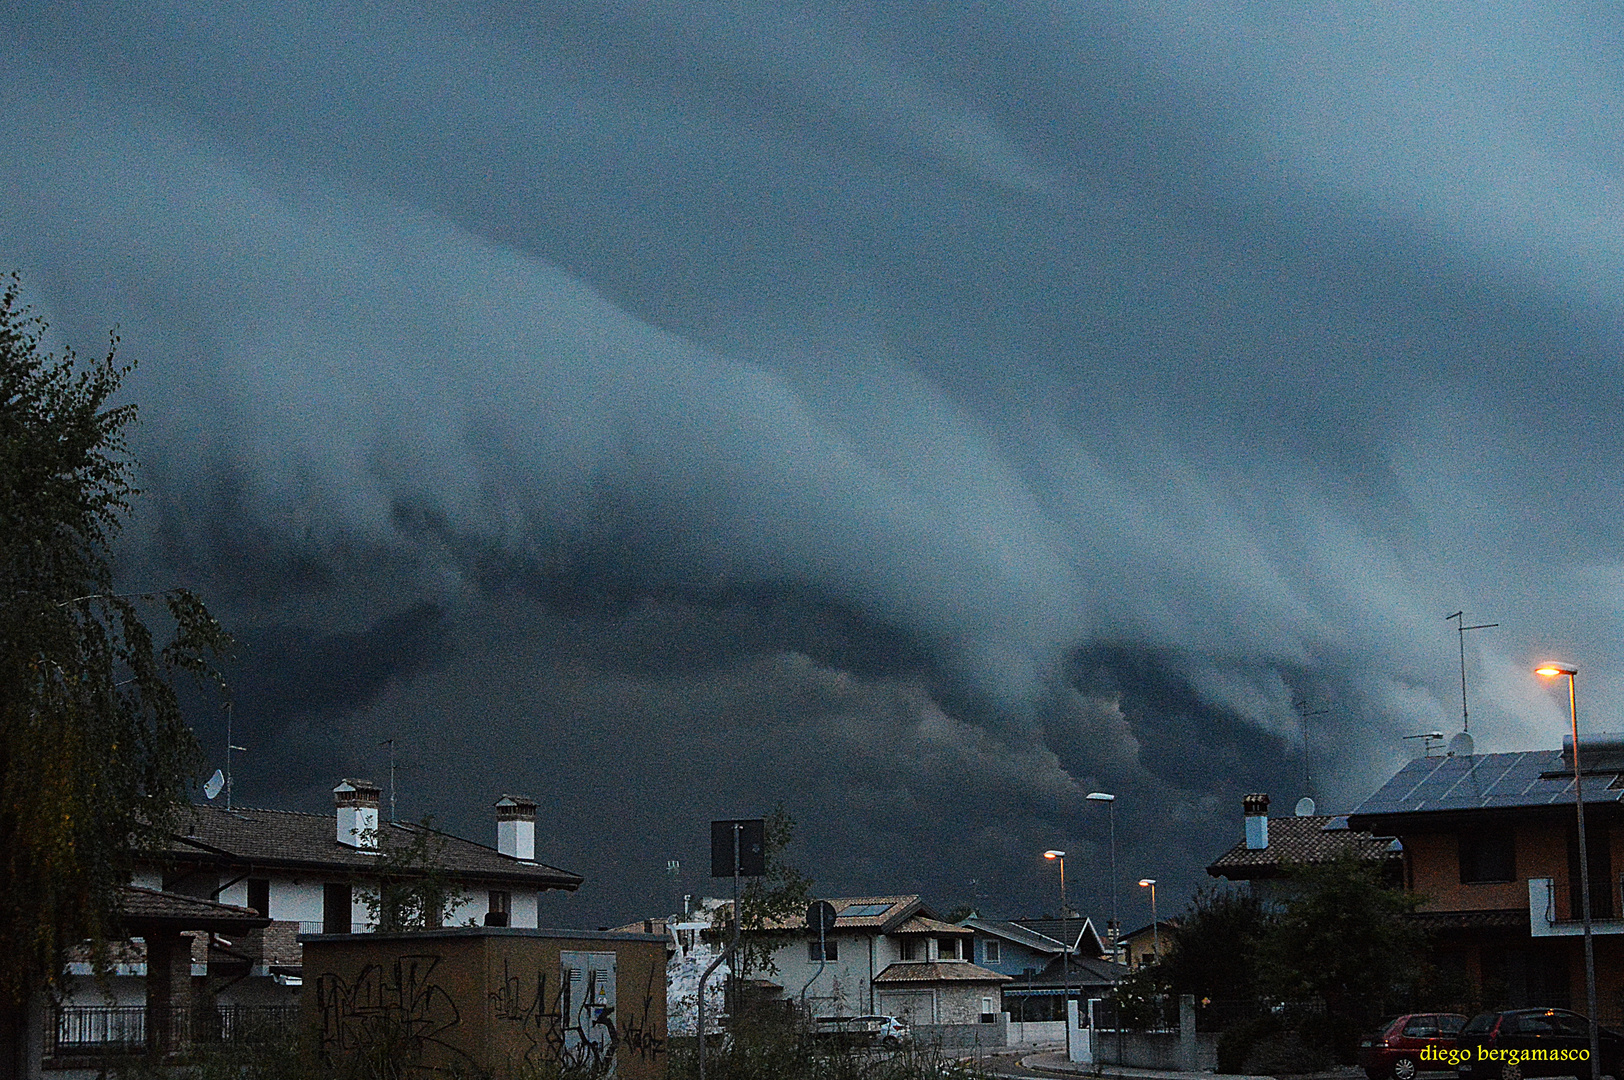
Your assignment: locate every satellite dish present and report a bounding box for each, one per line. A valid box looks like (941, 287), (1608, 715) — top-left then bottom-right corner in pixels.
(1294, 797), (1316, 817)
(1449, 732), (1475, 757)
(203, 769), (225, 800)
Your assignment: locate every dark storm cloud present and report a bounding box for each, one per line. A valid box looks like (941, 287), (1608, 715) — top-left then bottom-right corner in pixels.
(4, 0), (1624, 919)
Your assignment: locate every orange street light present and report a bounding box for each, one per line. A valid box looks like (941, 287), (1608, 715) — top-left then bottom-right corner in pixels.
(1536, 661), (1598, 1080)
(1044, 850), (1071, 1059)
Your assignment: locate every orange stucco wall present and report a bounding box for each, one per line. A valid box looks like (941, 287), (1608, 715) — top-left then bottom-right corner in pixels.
(1404, 821), (1577, 912)
(302, 927), (667, 1080)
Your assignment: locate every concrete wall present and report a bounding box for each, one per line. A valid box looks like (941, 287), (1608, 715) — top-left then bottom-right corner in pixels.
(302, 926), (667, 1080)
(912, 1015), (1007, 1050)
(1092, 1030), (1219, 1071)
(1006, 1018), (1066, 1045)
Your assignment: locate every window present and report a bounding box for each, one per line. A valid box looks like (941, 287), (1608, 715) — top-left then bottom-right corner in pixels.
(900, 938), (922, 961)
(487, 890), (511, 927)
(980, 997), (996, 1023)
(1403, 1017), (1439, 1038)
(983, 939), (1001, 964)
(938, 937), (962, 960)
(808, 938), (838, 961)
(322, 882), (351, 934)
(1459, 828), (1515, 883)
(246, 878), (270, 918)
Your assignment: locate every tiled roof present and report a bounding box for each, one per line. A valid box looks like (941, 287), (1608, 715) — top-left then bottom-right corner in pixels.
(154, 805), (581, 890)
(1015, 953), (1129, 990)
(753, 896), (922, 932)
(1406, 909), (1530, 932)
(117, 886), (270, 930)
(963, 918), (1063, 954)
(1349, 751), (1624, 824)
(891, 915), (972, 935)
(1206, 815), (1396, 879)
(1006, 917), (1106, 957)
(873, 961), (1010, 984)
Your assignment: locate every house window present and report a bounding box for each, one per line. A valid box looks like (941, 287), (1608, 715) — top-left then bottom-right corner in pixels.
(901, 938), (922, 961)
(246, 878), (270, 918)
(487, 890), (511, 927)
(983, 939), (1001, 964)
(980, 996), (996, 1023)
(1459, 828), (1515, 883)
(808, 938), (838, 961)
(938, 937), (962, 960)
(322, 882), (352, 934)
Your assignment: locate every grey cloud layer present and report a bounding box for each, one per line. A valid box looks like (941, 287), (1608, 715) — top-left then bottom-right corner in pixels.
(5, 0), (1624, 916)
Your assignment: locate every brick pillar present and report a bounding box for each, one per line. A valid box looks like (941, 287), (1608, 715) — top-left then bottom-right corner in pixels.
(144, 932), (192, 1052)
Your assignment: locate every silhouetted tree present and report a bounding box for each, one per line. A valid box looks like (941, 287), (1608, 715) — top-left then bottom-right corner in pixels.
(0, 275), (229, 1072)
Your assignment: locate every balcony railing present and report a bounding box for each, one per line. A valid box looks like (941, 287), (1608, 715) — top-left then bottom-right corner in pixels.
(50, 1004), (299, 1056)
(1529, 876), (1624, 936)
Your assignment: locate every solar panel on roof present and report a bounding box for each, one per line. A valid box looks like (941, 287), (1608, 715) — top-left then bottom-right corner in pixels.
(1350, 750), (1624, 817)
(840, 903), (892, 918)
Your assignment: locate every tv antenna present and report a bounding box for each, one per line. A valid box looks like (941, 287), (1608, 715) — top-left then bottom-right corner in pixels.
(381, 738), (399, 823)
(1446, 612), (1497, 733)
(224, 702), (246, 810)
(1404, 731), (1446, 757)
(1293, 699), (1329, 799)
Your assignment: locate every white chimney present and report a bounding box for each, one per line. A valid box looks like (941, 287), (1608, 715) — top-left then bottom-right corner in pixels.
(1243, 793), (1270, 850)
(496, 794), (537, 862)
(335, 779), (381, 849)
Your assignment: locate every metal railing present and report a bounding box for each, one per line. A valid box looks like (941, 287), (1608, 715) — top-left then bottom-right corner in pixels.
(50, 1004), (299, 1056)
(1541, 875), (1623, 923)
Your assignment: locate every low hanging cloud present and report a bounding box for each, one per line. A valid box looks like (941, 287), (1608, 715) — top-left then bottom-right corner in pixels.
(4, 0), (1624, 920)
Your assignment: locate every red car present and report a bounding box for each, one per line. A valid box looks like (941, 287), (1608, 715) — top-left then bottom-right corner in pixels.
(1360, 1013), (1470, 1080)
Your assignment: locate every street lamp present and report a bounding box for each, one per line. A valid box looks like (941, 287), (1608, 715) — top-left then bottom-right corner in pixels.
(1138, 879), (1159, 968)
(1045, 850), (1071, 1060)
(1537, 662), (1600, 1080)
(1087, 792), (1120, 962)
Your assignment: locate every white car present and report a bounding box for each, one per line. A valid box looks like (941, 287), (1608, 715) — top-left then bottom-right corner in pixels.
(813, 1014), (911, 1047)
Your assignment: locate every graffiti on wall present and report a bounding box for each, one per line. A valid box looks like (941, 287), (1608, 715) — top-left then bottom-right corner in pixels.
(314, 953), (475, 1075)
(489, 952), (666, 1074)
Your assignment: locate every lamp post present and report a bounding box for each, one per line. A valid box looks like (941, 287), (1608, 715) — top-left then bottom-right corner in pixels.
(1537, 663), (1600, 1080)
(1087, 792), (1120, 962)
(1138, 879), (1159, 967)
(1045, 850), (1071, 1060)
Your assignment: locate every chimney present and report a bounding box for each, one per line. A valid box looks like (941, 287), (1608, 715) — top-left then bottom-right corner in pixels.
(495, 795), (537, 862)
(1243, 793), (1270, 850)
(335, 779), (381, 849)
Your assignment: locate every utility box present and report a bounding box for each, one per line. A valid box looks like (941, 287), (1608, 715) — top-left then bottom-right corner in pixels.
(302, 926), (667, 1080)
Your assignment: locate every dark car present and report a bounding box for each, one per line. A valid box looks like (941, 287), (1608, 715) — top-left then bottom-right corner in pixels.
(1455, 1009), (1624, 1080)
(1360, 1013), (1470, 1079)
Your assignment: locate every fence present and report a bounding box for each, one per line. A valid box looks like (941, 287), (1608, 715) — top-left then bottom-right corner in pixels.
(51, 1004), (300, 1056)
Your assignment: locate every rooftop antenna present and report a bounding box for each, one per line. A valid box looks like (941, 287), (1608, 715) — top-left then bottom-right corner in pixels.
(224, 702), (246, 810)
(1446, 612), (1497, 734)
(380, 738), (398, 823)
(1404, 731), (1446, 757)
(1293, 699), (1329, 800)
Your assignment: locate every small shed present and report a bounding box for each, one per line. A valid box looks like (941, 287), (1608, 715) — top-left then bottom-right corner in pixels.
(302, 926), (667, 1080)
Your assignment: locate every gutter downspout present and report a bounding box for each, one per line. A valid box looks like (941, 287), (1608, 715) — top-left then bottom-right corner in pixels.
(868, 934), (875, 1013)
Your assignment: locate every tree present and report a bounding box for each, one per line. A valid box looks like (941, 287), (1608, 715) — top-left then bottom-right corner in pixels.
(0, 276), (229, 1066)
(712, 805), (813, 1005)
(358, 820), (474, 931)
(1257, 854), (1426, 1059)
(1160, 885), (1274, 1006)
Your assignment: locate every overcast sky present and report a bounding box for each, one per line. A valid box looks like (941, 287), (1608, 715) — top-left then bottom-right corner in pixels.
(5, 0), (1624, 927)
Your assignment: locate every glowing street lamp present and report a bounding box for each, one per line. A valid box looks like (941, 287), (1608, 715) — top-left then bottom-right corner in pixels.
(1087, 792), (1120, 960)
(1536, 662), (1599, 1080)
(1045, 850), (1071, 1059)
(1138, 879), (1159, 967)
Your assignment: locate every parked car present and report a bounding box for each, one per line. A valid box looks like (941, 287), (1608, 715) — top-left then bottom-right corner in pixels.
(1360, 1013), (1470, 1079)
(1455, 1009), (1624, 1080)
(812, 1015), (911, 1047)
